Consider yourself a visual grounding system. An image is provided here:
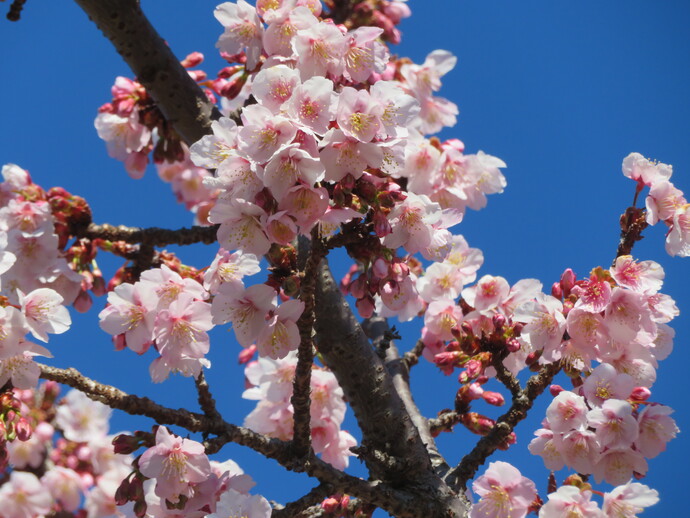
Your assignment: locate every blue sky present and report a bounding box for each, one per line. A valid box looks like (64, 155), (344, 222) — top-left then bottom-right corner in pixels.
(1, 0), (689, 515)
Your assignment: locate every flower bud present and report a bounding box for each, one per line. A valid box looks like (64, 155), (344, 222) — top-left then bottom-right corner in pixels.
(112, 434), (140, 455)
(630, 386), (652, 402)
(321, 497), (339, 512)
(551, 282), (563, 299)
(482, 391), (505, 406)
(181, 51), (204, 68)
(238, 344), (257, 365)
(356, 296), (375, 319)
(560, 268), (576, 297)
(15, 418), (32, 442)
(549, 384), (564, 397)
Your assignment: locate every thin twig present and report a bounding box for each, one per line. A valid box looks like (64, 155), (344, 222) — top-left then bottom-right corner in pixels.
(194, 371), (222, 421)
(491, 356), (522, 401)
(428, 411), (462, 435)
(447, 361), (562, 489)
(7, 0), (27, 21)
(614, 206), (649, 263)
(291, 228), (326, 460)
(402, 340), (426, 369)
(271, 483), (333, 518)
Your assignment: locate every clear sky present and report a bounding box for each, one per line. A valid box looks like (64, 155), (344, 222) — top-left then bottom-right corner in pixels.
(1, 0), (689, 516)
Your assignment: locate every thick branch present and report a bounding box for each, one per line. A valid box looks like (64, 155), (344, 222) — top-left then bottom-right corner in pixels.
(363, 316), (451, 478)
(314, 263), (468, 516)
(80, 222), (218, 247)
(73, 0), (221, 146)
(447, 361), (562, 489)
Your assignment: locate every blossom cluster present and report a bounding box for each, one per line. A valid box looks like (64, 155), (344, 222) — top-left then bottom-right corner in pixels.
(98, 264), (215, 382)
(130, 426), (271, 518)
(470, 461), (660, 518)
(0, 384), (273, 518)
(0, 165), (88, 389)
(529, 373), (678, 485)
(243, 351), (357, 469)
(623, 152), (690, 256)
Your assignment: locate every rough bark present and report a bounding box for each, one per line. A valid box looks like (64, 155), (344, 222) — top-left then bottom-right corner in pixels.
(74, 0), (221, 146)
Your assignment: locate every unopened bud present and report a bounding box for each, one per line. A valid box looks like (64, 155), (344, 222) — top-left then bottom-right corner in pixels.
(356, 296), (375, 319)
(112, 434), (140, 455)
(115, 477), (131, 506)
(630, 386), (652, 402)
(506, 338), (521, 353)
(321, 497), (339, 512)
(551, 282), (563, 299)
(238, 344), (257, 365)
(15, 418), (32, 442)
(560, 268), (576, 297)
(549, 385), (564, 397)
(482, 391), (505, 406)
(180, 51), (204, 68)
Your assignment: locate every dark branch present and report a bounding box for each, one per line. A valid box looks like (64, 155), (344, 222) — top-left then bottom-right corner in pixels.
(80, 222), (218, 247)
(428, 411), (462, 436)
(614, 206), (649, 263)
(403, 340), (426, 370)
(291, 228), (327, 460)
(271, 484), (332, 518)
(7, 0), (27, 21)
(73, 0), (221, 146)
(194, 371), (222, 421)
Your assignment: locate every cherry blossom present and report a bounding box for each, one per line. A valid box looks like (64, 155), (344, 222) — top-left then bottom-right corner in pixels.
(55, 389), (111, 443)
(470, 461), (536, 518)
(138, 426), (212, 504)
(538, 486), (604, 518)
(602, 482), (659, 517)
(0, 471), (53, 518)
(215, 0), (264, 70)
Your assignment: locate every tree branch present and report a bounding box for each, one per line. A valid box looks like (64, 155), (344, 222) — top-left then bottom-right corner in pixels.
(271, 483), (332, 518)
(194, 370), (222, 421)
(362, 316), (451, 478)
(314, 263), (468, 516)
(447, 361), (562, 489)
(291, 228), (327, 460)
(80, 222), (218, 247)
(73, 0), (221, 146)
(428, 411), (462, 435)
(614, 206), (649, 263)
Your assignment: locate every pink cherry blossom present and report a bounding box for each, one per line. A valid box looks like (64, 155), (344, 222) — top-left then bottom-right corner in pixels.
(238, 104), (298, 164)
(263, 5), (318, 57)
(572, 276), (611, 313)
(545, 391), (588, 433)
(604, 288), (656, 344)
(528, 428), (565, 471)
(319, 128), (384, 182)
(278, 184), (330, 232)
(98, 281), (157, 353)
(645, 180), (686, 225)
(94, 112), (150, 179)
(55, 389), (112, 443)
(285, 76), (336, 136)
(211, 198), (272, 255)
(203, 248), (261, 295)
(252, 64), (301, 111)
(622, 152), (672, 187)
(514, 293), (566, 355)
(0, 344), (50, 389)
(256, 299), (304, 359)
(593, 448), (648, 486)
(8, 433), (46, 469)
(424, 299), (463, 340)
(383, 193), (443, 254)
(343, 26), (389, 82)
(207, 488), (271, 518)
(260, 143), (325, 201)
(635, 404), (678, 458)
(602, 482), (659, 517)
(666, 203), (690, 257)
(215, 0), (264, 70)
(462, 275), (511, 315)
(293, 20), (347, 79)
(582, 363), (635, 407)
(552, 427), (600, 475)
(138, 426), (212, 504)
(336, 87), (382, 143)
(154, 293), (214, 361)
(587, 398), (639, 449)
(0, 471), (53, 518)
(212, 283), (277, 346)
(538, 486), (604, 518)
(41, 466), (84, 512)
(470, 461), (537, 518)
